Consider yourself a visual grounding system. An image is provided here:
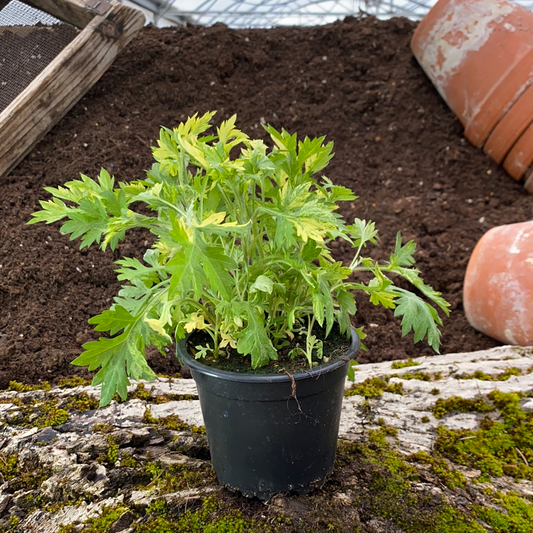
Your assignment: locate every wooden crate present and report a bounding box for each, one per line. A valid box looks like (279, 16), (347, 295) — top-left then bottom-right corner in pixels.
(0, 0), (145, 178)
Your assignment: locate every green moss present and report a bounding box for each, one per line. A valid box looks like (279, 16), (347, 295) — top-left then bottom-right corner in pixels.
(456, 368), (524, 381)
(473, 491), (533, 533)
(129, 383), (156, 402)
(105, 436), (120, 466)
(129, 383), (198, 405)
(433, 391), (533, 481)
(409, 450), (467, 488)
(6, 517), (20, 530)
(135, 496), (276, 533)
(147, 498), (169, 516)
(64, 392), (99, 413)
(140, 460), (216, 493)
(345, 377), (404, 398)
(0, 453), (50, 493)
(0, 397), (23, 407)
(430, 388), (440, 395)
(143, 409), (206, 435)
(392, 371), (442, 381)
(92, 422), (114, 434)
(118, 452), (141, 469)
(57, 505), (129, 533)
(391, 358), (420, 369)
(421, 416), (430, 423)
(7, 381), (51, 392)
(34, 403), (69, 428)
(432, 396), (495, 419)
(7, 395), (70, 428)
(432, 507), (485, 533)
(0, 454), (19, 480)
(57, 376), (92, 388)
(336, 436), (483, 533)
(335, 401), (533, 533)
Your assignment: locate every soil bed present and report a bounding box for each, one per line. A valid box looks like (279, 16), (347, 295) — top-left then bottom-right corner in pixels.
(1, 16), (531, 389)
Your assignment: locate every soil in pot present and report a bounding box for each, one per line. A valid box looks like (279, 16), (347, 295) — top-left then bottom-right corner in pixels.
(1, 16), (530, 389)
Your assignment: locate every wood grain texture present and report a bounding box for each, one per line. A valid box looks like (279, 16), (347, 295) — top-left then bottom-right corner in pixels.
(0, 2), (145, 179)
(21, 0), (97, 28)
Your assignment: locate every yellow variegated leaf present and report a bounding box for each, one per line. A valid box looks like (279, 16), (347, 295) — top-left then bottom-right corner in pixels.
(145, 318), (171, 340)
(184, 312), (207, 333)
(219, 332), (237, 349)
(197, 212), (227, 227)
(293, 218), (329, 243)
(179, 137), (208, 168)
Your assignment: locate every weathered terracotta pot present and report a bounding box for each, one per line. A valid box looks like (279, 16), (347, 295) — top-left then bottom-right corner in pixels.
(464, 221), (533, 346)
(484, 84), (533, 166)
(502, 120), (533, 181)
(411, 0), (533, 149)
(524, 168), (533, 193)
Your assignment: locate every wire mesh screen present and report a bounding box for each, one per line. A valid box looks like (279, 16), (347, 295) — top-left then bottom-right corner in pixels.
(139, 0), (533, 28)
(0, 1), (79, 113)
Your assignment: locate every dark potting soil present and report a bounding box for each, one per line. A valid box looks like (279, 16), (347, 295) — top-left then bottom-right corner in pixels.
(1, 16), (532, 389)
(185, 325), (354, 375)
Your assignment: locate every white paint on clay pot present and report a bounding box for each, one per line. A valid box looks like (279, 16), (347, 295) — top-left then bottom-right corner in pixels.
(464, 220), (533, 345)
(414, 0), (515, 92)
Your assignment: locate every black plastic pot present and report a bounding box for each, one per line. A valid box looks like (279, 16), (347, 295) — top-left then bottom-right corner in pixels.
(177, 327), (360, 500)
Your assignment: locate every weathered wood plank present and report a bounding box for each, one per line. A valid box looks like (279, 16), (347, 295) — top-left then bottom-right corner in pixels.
(340, 345), (533, 453)
(0, 2), (145, 179)
(21, 0), (99, 29)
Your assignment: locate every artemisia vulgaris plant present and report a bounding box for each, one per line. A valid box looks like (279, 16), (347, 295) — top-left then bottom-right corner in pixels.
(29, 112), (449, 405)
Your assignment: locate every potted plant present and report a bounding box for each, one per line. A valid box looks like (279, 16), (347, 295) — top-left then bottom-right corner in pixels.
(29, 112), (449, 499)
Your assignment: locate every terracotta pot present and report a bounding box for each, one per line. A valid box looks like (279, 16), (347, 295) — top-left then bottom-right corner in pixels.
(503, 120), (533, 181)
(411, 0), (533, 148)
(464, 220), (533, 345)
(524, 168), (533, 193)
(484, 83), (533, 165)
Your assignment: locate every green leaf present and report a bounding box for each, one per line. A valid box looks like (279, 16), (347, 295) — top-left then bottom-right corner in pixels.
(297, 135), (334, 176)
(126, 342), (158, 382)
(115, 257), (162, 288)
(250, 275), (274, 294)
(166, 242), (204, 298)
(312, 289), (325, 327)
(348, 218), (378, 249)
(354, 265), (397, 309)
(318, 176), (357, 203)
(389, 232), (417, 267)
(114, 285), (152, 315)
(347, 360), (359, 382)
(200, 246), (236, 299)
(237, 306), (278, 368)
(60, 212), (108, 250)
(27, 198), (70, 225)
(336, 288), (356, 334)
(260, 182), (340, 246)
(88, 305), (136, 335)
(393, 289), (443, 352)
(394, 266), (450, 317)
(169, 211), (191, 247)
(75, 311), (163, 407)
(73, 334), (132, 406)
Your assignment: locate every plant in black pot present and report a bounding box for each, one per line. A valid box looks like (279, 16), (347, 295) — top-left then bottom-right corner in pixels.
(29, 112), (449, 499)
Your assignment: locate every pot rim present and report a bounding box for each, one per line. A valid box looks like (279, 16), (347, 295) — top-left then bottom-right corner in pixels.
(177, 326), (360, 384)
